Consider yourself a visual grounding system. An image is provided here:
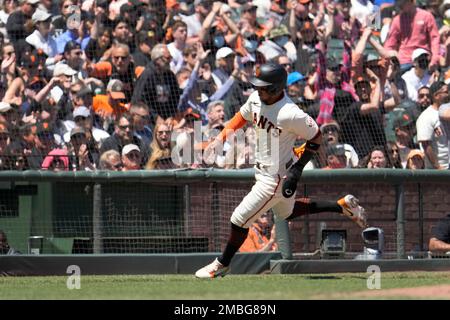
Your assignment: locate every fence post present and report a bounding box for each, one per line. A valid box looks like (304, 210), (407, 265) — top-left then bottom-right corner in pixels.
(274, 214), (293, 260)
(395, 184), (405, 259)
(211, 182), (220, 251)
(418, 183), (424, 252)
(184, 184), (191, 237)
(303, 184), (310, 251)
(93, 183), (103, 254)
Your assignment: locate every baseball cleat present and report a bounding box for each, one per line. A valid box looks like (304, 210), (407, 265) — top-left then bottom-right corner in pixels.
(195, 258), (230, 279)
(338, 194), (368, 228)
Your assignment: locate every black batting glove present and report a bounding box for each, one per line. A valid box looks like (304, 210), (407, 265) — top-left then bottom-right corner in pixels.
(282, 164), (304, 198)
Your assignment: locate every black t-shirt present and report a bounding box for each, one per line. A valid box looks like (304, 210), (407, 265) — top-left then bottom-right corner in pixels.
(332, 90), (386, 158)
(431, 214), (450, 243)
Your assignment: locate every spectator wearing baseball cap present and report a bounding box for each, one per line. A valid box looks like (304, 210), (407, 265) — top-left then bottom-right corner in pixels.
(212, 47), (235, 89)
(132, 31), (157, 67)
(25, 9), (57, 58)
(0, 102), (18, 126)
(6, 0), (39, 44)
(406, 149), (425, 170)
(391, 109), (418, 168)
(416, 80), (449, 169)
(320, 121), (359, 168)
(286, 71), (307, 105)
(34, 63), (77, 116)
(68, 125), (99, 171)
(93, 79), (130, 120)
(402, 48), (433, 102)
(121, 143), (142, 170)
(63, 106), (110, 148)
(258, 25), (295, 62)
(323, 144), (348, 169)
(62, 40), (83, 73)
(240, 2), (268, 39)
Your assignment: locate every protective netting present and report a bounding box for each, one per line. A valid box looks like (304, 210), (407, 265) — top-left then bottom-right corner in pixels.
(0, 177), (449, 259)
(0, 1), (450, 259)
(0, 1), (448, 171)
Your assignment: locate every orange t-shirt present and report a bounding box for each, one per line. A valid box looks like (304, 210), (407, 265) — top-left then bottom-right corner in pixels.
(239, 223), (277, 253)
(93, 94), (130, 118)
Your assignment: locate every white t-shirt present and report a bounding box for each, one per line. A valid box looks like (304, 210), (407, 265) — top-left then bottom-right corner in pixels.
(416, 106), (449, 169)
(439, 102), (450, 164)
(26, 30), (58, 58)
(63, 122), (110, 148)
(401, 68), (431, 102)
(240, 91), (319, 174)
(343, 144), (359, 168)
(167, 42), (185, 74)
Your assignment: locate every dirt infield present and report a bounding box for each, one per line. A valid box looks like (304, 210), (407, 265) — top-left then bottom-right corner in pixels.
(324, 284), (450, 299)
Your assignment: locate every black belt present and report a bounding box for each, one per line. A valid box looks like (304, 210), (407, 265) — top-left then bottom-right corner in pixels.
(256, 159), (293, 170)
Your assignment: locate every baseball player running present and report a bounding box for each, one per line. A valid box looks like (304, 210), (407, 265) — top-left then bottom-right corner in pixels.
(195, 63), (367, 279)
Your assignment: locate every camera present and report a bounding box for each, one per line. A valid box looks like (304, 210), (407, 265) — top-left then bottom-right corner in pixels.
(355, 227), (384, 260)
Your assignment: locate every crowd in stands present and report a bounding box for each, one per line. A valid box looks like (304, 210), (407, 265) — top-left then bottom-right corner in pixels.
(0, 0), (449, 171)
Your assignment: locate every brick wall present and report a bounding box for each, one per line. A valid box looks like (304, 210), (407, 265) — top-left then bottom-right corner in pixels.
(188, 181), (450, 254)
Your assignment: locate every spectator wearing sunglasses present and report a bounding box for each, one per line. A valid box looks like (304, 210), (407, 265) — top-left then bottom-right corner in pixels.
(68, 126), (98, 171)
(100, 113), (150, 167)
(417, 85), (432, 112)
(320, 121), (359, 168)
(63, 106), (109, 149)
(121, 143), (142, 170)
(87, 43), (144, 102)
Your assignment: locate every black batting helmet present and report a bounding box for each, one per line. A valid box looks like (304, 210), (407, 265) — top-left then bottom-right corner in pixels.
(250, 62), (287, 94)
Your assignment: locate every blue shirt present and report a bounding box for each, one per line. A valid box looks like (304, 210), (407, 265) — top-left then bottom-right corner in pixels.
(55, 30), (90, 54)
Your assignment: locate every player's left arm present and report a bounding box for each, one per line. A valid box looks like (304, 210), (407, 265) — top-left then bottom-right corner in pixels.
(282, 114), (321, 198)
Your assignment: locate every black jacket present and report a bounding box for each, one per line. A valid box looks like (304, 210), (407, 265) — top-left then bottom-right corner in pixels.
(6, 11), (30, 43)
(99, 133), (151, 166)
(131, 62), (181, 120)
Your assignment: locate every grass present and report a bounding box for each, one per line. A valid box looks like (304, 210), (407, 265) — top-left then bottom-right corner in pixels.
(1, 272), (450, 300)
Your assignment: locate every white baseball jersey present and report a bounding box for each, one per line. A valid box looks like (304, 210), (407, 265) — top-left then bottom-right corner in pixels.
(230, 91), (319, 228)
(240, 91), (319, 174)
